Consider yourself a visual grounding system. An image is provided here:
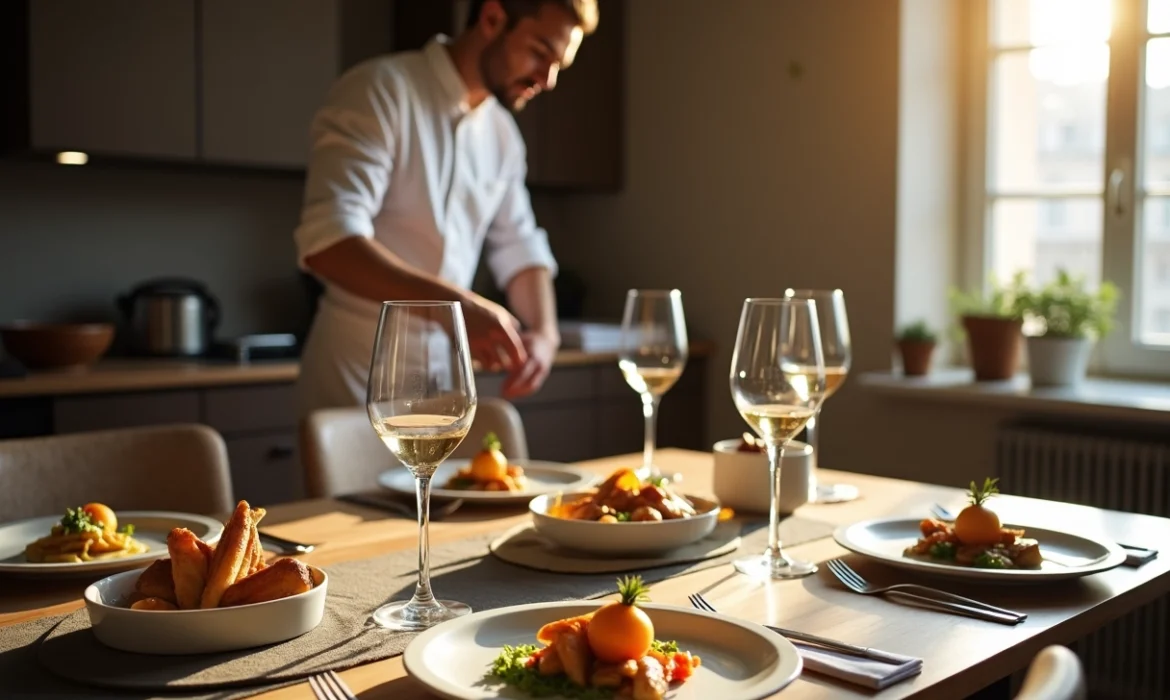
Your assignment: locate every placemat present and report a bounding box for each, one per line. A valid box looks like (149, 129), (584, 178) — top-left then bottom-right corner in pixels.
(489, 515), (834, 574)
(4, 514), (835, 698)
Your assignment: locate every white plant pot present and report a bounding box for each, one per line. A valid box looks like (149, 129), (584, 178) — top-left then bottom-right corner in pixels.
(1026, 336), (1094, 387)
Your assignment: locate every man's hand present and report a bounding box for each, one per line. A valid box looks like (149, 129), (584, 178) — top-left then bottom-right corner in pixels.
(502, 330), (560, 399)
(460, 295), (528, 373)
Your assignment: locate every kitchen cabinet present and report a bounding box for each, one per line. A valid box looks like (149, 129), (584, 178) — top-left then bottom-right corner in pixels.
(199, 0), (393, 168)
(14, 0), (393, 168)
(27, 0), (197, 159)
(392, 0), (625, 190)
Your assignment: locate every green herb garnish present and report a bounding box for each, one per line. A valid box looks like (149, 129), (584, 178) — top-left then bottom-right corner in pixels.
(974, 551), (1010, 569)
(650, 639), (679, 654)
(448, 478), (478, 490)
(59, 507), (102, 535)
(928, 542), (956, 560)
(648, 476), (670, 488)
(489, 645), (611, 699)
(119, 523), (136, 536)
(614, 512), (631, 522)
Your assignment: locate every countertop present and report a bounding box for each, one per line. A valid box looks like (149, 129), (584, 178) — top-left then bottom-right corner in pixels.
(0, 341), (713, 399)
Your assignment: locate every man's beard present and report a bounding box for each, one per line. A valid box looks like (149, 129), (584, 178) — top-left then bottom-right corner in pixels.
(479, 39), (535, 112)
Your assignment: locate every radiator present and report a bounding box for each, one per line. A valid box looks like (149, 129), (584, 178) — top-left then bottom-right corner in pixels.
(997, 424), (1170, 700)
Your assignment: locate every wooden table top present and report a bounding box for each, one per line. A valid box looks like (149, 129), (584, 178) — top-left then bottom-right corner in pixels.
(4, 448), (1169, 699)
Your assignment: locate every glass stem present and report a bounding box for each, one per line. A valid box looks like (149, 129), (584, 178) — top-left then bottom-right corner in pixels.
(767, 442), (789, 567)
(641, 393), (660, 472)
(412, 476), (436, 606)
(805, 407), (821, 499)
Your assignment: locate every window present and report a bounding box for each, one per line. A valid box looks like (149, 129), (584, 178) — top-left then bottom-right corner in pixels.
(971, 0), (1170, 373)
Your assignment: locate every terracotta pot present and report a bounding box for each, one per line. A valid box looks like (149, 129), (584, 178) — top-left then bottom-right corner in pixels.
(897, 340), (936, 377)
(961, 315), (1023, 381)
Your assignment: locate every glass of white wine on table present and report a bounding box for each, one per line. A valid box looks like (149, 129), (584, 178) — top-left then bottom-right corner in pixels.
(784, 288), (857, 503)
(730, 297), (827, 579)
(618, 289), (689, 482)
(367, 300), (477, 631)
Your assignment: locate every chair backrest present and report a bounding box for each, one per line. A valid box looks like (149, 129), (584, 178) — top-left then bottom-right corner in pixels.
(301, 397), (529, 498)
(0, 424), (234, 520)
(1014, 646), (1087, 700)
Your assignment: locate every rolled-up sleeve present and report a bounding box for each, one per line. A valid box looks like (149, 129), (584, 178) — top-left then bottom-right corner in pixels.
(293, 63), (400, 268)
(485, 155), (558, 289)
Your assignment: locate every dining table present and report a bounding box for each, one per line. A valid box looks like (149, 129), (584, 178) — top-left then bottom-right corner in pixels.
(4, 447), (1169, 699)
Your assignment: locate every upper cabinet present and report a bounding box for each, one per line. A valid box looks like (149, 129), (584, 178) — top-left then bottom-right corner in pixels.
(393, 0), (625, 191)
(199, 0), (392, 168)
(28, 1), (198, 159)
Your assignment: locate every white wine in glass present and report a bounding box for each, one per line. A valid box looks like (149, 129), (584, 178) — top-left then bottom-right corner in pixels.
(730, 297), (826, 579)
(619, 289), (688, 481)
(784, 288), (857, 504)
(367, 301), (477, 631)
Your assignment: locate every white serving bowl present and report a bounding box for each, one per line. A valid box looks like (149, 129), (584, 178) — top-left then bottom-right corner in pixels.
(83, 565), (328, 655)
(529, 492), (720, 555)
(712, 439), (812, 515)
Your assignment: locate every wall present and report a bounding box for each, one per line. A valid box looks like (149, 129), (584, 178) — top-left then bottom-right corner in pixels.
(0, 160), (566, 349)
(553, 0), (903, 474)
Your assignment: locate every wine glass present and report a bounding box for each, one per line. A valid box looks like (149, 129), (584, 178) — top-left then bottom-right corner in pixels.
(619, 289), (688, 481)
(366, 301), (477, 630)
(784, 288), (857, 503)
(729, 297), (826, 579)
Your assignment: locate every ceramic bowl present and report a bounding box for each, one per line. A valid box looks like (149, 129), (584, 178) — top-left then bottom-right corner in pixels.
(712, 439), (812, 515)
(529, 492), (720, 555)
(83, 565), (328, 655)
(0, 322), (114, 369)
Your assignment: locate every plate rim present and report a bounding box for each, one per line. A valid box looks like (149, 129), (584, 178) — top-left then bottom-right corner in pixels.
(378, 460), (596, 502)
(832, 516), (1128, 580)
(0, 510), (225, 574)
(402, 600), (802, 700)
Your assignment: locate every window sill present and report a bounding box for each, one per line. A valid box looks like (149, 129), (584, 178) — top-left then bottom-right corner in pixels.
(859, 368), (1170, 423)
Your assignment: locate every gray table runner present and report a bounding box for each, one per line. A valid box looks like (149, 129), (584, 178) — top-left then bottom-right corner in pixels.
(0, 515), (835, 699)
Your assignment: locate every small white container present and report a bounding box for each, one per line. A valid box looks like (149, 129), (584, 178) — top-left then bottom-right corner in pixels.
(712, 439), (812, 515)
(83, 565), (328, 655)
(529, 493), (720, 555)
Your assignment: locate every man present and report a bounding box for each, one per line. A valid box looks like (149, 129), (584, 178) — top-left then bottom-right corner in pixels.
(293, 0), (598, 417)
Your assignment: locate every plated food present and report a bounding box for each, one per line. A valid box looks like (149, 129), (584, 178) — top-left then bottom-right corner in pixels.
(547, 468), (704, 523)
(491, 577), (699, 699)
(126, 500), (315, 611)
(24, 503), (147, 563)
(379, 459), (594, 505)
(442, 433), (528, 492)
(903, 478), (1042, 570)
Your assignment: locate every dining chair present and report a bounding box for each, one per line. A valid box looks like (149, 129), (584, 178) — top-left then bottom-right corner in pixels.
(0, 423), (234, 520)
(1014, 645), (1087, 700)
(300, 396), (529, 498)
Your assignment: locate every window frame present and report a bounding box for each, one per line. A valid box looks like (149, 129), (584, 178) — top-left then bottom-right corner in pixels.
(965, 0), (1170, 377)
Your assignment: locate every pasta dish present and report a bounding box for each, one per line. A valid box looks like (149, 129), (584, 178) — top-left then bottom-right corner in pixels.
(24, 503), (147, 564)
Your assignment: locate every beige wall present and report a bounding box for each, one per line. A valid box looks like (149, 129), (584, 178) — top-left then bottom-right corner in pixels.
(553, 0), (905, 476)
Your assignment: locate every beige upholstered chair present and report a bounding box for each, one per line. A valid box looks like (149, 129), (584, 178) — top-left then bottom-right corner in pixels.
(301, 397), (528, 498)
(0, 424), (234, 520)
(1014, 646), (1087, 700)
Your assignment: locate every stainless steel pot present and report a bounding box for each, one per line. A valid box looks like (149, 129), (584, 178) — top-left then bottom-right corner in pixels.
(117, 278), (220, 357)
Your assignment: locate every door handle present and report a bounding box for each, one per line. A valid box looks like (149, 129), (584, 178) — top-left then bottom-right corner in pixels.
(1108, 166), (1126, 217)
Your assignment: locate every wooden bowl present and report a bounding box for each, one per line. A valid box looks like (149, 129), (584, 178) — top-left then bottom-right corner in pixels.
(0, 322), (115, 369)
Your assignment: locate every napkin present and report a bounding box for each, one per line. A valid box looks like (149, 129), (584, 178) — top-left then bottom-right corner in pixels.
(795, 641), (923, 690)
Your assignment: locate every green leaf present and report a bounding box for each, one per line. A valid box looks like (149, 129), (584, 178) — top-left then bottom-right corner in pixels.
(488, 645), (613, 699)
(59, 507), (102, 535)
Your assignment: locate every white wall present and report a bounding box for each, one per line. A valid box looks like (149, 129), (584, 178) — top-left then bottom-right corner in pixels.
(553, 0), (903, 474)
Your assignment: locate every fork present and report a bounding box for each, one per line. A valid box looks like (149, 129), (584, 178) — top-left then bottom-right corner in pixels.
(688, 592), (910, 665)
(825, 559), (1026, 625)
(307, 670), (357, 700)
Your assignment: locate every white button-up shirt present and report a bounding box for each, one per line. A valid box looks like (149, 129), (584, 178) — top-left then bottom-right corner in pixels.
(293, 35), (556, 415)
(294, 34), (557, 316)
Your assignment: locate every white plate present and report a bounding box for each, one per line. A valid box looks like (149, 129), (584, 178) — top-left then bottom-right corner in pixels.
(833, 517), (1128, 582)
(529, 492), (721, 555)
(0, 511), (224, 578)
(403, 601), (801, 700)
(84, 565), (328, 654)
(378, 460), (596, 504)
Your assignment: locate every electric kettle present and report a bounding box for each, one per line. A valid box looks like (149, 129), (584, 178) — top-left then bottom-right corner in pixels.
(117, 278), (220, 357)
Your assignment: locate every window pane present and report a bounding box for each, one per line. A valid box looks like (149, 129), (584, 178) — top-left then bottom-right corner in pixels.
(991, 198), (1103, 288)
(1139, 197), (1170, 345)
(1144, 39), (1170, 187)
(1152, 0), (1170, 34)
(991, 49), (1108, 191)
(992, 0), (1112, 47)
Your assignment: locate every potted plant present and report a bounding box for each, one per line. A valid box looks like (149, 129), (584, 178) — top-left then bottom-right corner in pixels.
(895, 321), (937, 377)
(949, 273), (1028, 381)
(1017, 270), (1118, 387)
